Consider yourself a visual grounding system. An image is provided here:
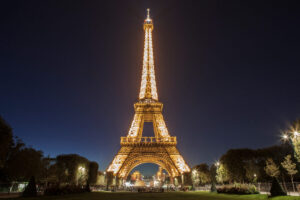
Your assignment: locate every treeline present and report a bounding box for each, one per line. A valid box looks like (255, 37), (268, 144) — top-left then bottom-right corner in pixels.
(219, 144), (295, 183)
(0, 116), (98, 185)
(191, 144), (298, 186)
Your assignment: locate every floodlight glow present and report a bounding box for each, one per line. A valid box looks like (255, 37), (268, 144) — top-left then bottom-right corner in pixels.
(282, 134), (288, 140)
(78, 166), (85, 172)
(125, 182), (131, 187)
(192, 169), (197, 175)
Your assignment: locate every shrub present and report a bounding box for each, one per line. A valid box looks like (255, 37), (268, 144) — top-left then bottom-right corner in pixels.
(270, 178), (286, 197)
(44, 185), (87, 196)
(210, 181), (217, 192)
(22, 176), (37, 197)
(217, 183), (259, 194)
(85, 182), (91, 192)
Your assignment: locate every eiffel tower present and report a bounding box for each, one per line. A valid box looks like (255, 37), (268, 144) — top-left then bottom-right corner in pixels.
(107, 9), (190, 183)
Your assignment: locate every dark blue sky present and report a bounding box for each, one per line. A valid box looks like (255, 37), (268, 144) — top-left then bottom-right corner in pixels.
(1, 1), (300, 175)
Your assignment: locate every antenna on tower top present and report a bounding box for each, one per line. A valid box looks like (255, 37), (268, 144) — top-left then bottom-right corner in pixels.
(144, 8), (153, 27)
(147, 8), (150, 20)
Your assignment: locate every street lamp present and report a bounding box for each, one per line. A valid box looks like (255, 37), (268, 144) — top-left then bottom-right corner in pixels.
(281, 134), (288, 141)
(215, 161), (220, 167)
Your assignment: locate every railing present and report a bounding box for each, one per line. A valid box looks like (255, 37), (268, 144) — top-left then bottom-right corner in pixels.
(193, 182), (300, 196)
(120, 136), (177, 145)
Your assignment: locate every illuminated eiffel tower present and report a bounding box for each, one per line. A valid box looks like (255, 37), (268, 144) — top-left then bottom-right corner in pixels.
(107, 9), (190, 183)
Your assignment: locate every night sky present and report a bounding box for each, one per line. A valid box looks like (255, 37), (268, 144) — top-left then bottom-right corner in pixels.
(1, 1), (300, 175)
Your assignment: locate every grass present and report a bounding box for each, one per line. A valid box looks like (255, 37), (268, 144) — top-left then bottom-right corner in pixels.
(6, 191), (300, 200)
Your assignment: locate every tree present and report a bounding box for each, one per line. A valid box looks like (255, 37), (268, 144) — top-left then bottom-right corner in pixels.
(265, 158), (280, 178)
(88, 162), (99, 185)
(217, 145), (293, 183)
(244, 161), (259, 183)
(199, 164), (210, 185)
(0, 116), (13, 169)
(106, 172), (114, 190)
(22, 176), (37, 197)
(281, 155), (298, 192)
(40, 156), (57, 186)
(5, 147), (44, 182)
(183, 172), (193, 186)
(192, 163), (211, 186)
(0, 116), (44, 183)
(270, 177), (286, 197)
(287, 120), (300, 162)
(220, 149), (255, 182)
(191, 168), (199, 186)
(216, 164), (229, 184)
(210, 181), (217, 192)
(56, 154), (89, 185)
(85, 181), (91, 192)
(209, 164), (217, 183)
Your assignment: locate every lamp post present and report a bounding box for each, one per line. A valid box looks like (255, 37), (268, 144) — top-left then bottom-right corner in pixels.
(282, 134), (288, 140)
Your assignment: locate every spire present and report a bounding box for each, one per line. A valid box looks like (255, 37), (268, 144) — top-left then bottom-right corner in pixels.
(139, 8), (158, 101)
(147, 8), (150, 20)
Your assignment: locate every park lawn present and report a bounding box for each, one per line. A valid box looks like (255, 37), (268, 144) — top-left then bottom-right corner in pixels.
(7, 191), (300, 200)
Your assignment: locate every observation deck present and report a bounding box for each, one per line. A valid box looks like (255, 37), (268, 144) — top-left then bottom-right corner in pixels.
(120, 136), (177, 146)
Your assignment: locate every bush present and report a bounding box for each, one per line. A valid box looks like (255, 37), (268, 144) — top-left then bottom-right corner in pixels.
(270, 178), (286, 197)
(85, 182), (91, 192)
(217, 183), (259, 194)
(44, 185), (88, 196)
(210, 181), (217, 193)
(22, 176), (37, 197)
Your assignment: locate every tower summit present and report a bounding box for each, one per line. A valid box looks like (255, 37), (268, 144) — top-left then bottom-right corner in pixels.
(107, 9), (190, 184)
(139, 8), (158, 100)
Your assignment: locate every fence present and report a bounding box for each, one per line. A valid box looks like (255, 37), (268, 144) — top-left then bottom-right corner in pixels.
(0, 182), (28, 193)
(194, 182), (300, 196)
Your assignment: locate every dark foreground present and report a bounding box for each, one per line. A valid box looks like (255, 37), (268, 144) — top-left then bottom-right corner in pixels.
(3, 191), (300, 200)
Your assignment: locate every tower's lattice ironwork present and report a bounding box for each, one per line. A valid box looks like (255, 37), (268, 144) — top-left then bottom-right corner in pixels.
(107, 9), (190, 181)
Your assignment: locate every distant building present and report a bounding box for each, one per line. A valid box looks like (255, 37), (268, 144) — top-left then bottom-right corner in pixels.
(134, 179), (146, 187)
(155, 167), (166, 182)
(131, 171), (142, 181)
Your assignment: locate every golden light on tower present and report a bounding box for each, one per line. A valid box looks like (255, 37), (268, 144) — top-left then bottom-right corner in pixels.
(107, 9), (190, 182)
(139, 8), (158, 100)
